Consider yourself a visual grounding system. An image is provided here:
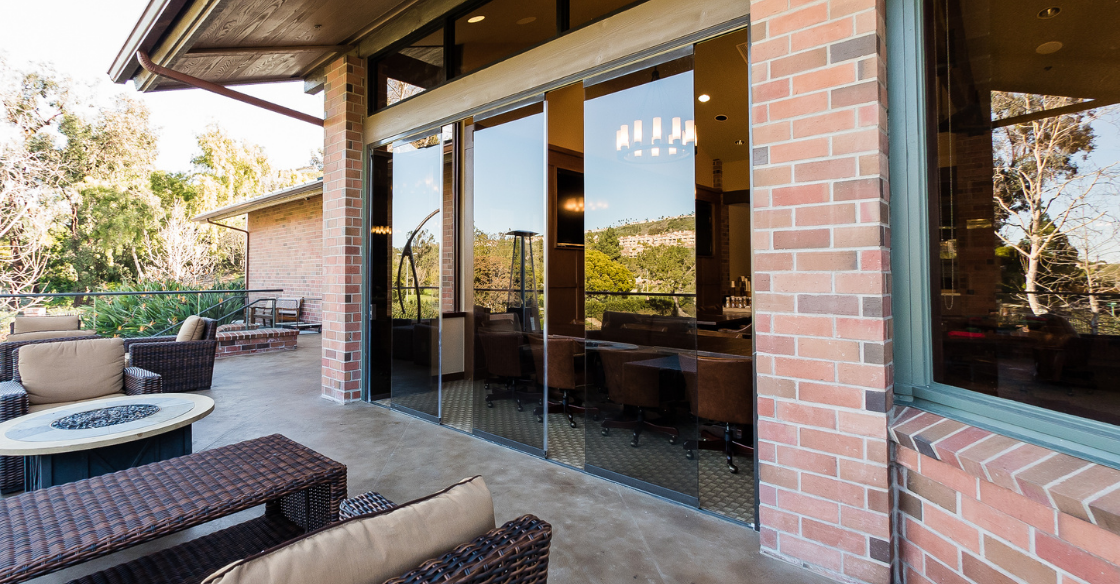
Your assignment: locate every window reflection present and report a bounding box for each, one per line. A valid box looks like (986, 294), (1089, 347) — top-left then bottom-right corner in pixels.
(453, 0), (556, 76)
(931, 0), (1120, 425)
(569, 0), (644, 29)
(373, 28), (445, 112)
(469, 102), (548, 453)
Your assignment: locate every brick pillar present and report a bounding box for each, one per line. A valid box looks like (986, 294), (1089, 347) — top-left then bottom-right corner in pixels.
(321, 55), (365, 403)
(749, 1), (893, 583)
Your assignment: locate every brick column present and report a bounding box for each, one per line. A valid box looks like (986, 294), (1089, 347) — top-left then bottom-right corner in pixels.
(321, 55), (365, 403)
(749, 1), (893, 583)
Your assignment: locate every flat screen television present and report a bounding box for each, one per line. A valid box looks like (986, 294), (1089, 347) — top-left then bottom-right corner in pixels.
(556, 168), (584, 248)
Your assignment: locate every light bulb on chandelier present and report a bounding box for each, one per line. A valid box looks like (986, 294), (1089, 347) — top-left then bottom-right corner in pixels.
(616, 116), (695, 163)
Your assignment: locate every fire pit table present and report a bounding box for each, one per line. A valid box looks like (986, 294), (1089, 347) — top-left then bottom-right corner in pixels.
(0, 393), (213, 491)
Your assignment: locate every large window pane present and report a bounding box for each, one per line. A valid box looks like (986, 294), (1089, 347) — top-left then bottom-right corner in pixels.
(468, 102), (548, 453)
(930, 0), (1120, 425)
(583, 55), (699, 503)
(453, 0), (556, 76)
(569, 0), (643, 29)
(373, 28), (445, 112)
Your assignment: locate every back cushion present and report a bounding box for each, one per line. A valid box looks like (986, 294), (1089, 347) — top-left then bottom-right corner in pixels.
(203, 476), (496, 584)
(6, 330), (97, 342)
(13, 315), (80, 334)
(19, 338), (126, 405)
(176, 315), (205, 342)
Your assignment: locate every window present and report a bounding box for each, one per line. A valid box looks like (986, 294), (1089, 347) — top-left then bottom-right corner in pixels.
(372, 28), (445, 112)
(926, 0), (1120, 428)
(452, 0), (557, 76)
(568, 0), (643, 29)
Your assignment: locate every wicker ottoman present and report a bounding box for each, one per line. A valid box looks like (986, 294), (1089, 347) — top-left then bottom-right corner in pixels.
(339, 490), (397, 519)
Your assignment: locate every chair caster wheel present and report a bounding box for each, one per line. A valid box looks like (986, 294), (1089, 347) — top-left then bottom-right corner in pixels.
(602, 428), (610, 436)
(668, 436), (678, 445)
(630, 437), (640, 447)
(486, 401), (494, 408)
(728, 464), (739, 474)
(569, 421), (577, 429)
(685, 450), (694, 460)
(536, 415), (543, 423)
(516, 403), (523, 412)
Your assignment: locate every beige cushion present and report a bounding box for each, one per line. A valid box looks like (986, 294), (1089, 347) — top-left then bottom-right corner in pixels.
(176, 315), (205, 342)
(18, 338), (127, 405)
(203, 476), (496, 584)
(6, 330), (96, 342)
(13, 315), (80, 334)
(28, 393), (125, 414)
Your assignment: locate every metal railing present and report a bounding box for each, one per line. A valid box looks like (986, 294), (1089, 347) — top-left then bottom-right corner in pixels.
(1, 289), (283, 338)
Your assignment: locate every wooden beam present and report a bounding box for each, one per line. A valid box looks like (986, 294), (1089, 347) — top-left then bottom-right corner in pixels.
(187, 45), (349, 56)
(992, 98), (1117, 129)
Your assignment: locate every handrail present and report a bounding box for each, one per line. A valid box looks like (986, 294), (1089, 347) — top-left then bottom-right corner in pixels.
(0, 289), (282, 299)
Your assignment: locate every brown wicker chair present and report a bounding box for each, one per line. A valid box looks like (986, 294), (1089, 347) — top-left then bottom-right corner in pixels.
(0, 342), (163, 493)
(123, 317), (218, 392)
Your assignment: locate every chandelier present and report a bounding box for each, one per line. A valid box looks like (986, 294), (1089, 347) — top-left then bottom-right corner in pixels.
(616, 116), (696, 163)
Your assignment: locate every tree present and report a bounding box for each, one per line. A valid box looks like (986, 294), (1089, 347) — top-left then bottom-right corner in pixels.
(991, 91), (1119, 315)
(634, 244), (695, 316)
(585, 249), (634, 293)
(588, 227), (621, 261)
(141, 203), (217, 284)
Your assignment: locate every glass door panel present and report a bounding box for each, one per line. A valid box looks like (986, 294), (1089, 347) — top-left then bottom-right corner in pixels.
(582, 53), (699, 504)
(469, 101), (548, 455)
(387, 129), (447, 420)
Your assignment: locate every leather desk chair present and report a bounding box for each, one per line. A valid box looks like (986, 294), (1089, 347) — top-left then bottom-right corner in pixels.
(478, 329), (538, 410)
(680, 355), (754, 473)
(528, 335), (597, 428)
(597, 348), (679, 447)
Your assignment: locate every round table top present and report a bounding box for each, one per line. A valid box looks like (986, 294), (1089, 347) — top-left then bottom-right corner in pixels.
(0, 393), (214, 456)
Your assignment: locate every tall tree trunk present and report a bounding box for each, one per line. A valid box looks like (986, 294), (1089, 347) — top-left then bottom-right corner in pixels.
(1026, 248), (1045, 316)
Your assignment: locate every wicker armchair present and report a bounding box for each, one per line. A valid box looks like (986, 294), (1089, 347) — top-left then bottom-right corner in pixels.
(123, 317), (218, 392)
(0, 342), (162, 493)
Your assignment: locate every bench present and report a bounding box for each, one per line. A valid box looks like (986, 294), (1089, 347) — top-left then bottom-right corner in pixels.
(0, 434), (346, 584)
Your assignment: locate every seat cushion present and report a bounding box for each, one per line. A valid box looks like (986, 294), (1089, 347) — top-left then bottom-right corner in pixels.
(202, 476), (495, 584)
(27, 393), (126, 413)
(176, 315), (205, 342)
(5, 330), (97, 342)
(18, 338), (127, 405)
(13, 315), (80, 334)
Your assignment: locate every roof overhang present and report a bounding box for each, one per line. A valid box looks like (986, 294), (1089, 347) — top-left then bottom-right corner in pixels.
(109, 0), (438, 93)
(192, 179), (323, 223)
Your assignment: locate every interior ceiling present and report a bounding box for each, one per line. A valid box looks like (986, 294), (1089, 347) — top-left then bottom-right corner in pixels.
(981, 0), (1120, 101)
(694, 29), (751, 164)
(151, 0), (403, 90)
(455, 0), (554, 44)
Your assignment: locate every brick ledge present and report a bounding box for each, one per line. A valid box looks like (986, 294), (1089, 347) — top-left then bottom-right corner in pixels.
(890, 406), (1120, 537)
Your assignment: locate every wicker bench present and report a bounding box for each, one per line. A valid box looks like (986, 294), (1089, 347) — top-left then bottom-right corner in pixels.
(0, 434), (346, 584)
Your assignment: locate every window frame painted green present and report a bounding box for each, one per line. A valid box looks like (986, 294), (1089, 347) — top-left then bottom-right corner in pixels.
(886, 0), (1120, 468)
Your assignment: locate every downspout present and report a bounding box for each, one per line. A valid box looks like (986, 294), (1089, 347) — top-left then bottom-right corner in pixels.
(136, 51), (324, 127)
(207, 219), (250, 290)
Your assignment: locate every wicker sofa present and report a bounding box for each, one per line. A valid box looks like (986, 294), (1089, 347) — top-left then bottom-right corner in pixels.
(122, 316), (219, 392)
(0, 337), (163, 493)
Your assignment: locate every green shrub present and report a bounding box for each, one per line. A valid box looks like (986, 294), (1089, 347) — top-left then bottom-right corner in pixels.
(86, 279), (244, 338)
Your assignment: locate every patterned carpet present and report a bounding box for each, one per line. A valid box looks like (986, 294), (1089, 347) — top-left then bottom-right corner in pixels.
(382, 380), (754, 524)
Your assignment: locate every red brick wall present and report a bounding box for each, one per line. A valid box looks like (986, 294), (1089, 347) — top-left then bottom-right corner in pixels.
(893, 408), (1120, 584)
(321, 55), (365, 403)
(750, 0), (893, 582)
(247, 194), (323, 323)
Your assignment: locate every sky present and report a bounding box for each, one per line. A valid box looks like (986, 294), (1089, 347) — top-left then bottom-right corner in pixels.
(0, 0), (325, 172)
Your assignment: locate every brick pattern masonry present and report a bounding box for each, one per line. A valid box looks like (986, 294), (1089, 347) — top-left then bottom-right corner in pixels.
(321, 55), (365, 402)
(247, 194), (324, 324)
(893, 407), (1120, 584)
(750, 0), (894, 582)
(215, 326), (298, 358)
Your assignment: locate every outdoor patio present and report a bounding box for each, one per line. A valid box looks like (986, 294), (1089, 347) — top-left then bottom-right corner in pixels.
(15, 333), (828, 584)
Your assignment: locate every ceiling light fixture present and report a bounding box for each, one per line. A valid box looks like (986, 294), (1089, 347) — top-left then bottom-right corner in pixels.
(468, 15), (486, 23)
(1038, 7), (1061, 19)
(1036, 41), (1063, 54)
(616, 116), (696, 162)
(698, 94), (711, 102)
(734, 139), (745, 146)
(517, 16), (537, 25)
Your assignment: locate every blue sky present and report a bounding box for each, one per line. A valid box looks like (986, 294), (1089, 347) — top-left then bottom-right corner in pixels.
(473, 112), (547, 236)
(0, 0), (324, 172)
(391, 137), (443, 250)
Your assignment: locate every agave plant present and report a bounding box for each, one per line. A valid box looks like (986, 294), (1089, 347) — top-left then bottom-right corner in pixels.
(86, 279), (245, 338)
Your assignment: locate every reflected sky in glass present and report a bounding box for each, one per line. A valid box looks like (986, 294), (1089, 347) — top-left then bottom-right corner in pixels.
(391, 137), (443, 249)
(585, 72), (695, 231)
(474, 112), (547, 236)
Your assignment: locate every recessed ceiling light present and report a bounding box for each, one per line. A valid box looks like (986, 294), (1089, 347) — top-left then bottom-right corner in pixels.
(468, 15), (486, 23)
(1038, 7), (1061, 19)
(715, 114), (728, 121)
(698, 94), (711, 102)
(1036, 41), (1063, 54)
(516, 16), (536, 25)
(734, 139), (745, 146)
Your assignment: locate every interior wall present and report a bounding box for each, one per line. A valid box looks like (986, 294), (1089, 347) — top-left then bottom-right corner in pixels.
(723, 159), (750, 191)
(728, 204), (751, 279)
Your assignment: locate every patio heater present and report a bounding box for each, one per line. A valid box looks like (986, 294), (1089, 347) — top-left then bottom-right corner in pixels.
(505, 230), (541, 332)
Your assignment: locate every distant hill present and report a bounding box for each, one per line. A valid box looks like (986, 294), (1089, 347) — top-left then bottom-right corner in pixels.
(589, 214), (695, 238)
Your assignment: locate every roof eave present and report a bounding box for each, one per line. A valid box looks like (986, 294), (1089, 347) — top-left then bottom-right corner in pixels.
(192, 179), (324, 223)
(108, 0), (193, 84)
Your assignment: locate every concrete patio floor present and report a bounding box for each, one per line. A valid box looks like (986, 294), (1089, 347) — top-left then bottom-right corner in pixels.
(28, 334), (830, 584)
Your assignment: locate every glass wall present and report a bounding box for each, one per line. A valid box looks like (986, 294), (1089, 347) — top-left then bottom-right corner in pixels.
(582, 54), (700, 503)
(453, 0), (557, 76)
(468, 101), (548, 454)
(372, 28), (446, 112)
(368, 128), (449, 419)
(929, 0), (1120, 426)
